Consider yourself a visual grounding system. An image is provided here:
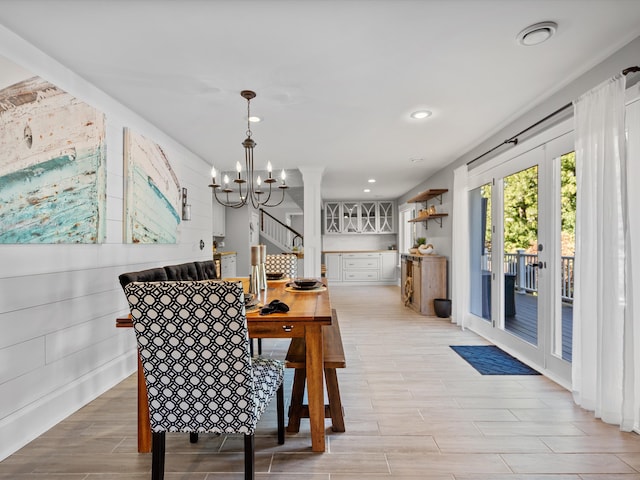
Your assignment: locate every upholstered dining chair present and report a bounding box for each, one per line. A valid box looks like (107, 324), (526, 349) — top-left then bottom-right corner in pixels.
(124, 280), (285, 480)
(265, 253), (298, 279)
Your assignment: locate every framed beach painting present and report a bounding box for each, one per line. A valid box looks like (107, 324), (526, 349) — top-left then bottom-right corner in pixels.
(0, 63), (106, 243)
(123, 128), (181, 243)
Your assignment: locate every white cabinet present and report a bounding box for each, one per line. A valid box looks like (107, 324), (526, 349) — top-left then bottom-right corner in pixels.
(325, 253), (342, 283)
(220, 253), (236, 278)
(343, 252), (379, 282)
(324, 251), (397, 284)
(212, 197), (226, 237)
(323, 201), (395, 234)
(380, 251), (398, 281)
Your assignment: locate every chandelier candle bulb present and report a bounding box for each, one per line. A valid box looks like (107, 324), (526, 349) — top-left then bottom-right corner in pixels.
(209, 166), (220, 188)
(236, 161), (242, 181)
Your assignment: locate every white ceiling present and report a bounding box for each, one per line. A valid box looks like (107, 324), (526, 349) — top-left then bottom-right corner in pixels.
(1, 0), (640, 200)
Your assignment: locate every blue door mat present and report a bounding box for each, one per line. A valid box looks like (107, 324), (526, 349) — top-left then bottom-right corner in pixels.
(450, 345), (541, 375)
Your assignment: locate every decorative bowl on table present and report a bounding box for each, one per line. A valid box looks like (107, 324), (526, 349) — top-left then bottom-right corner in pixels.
(293, 278), (318, 288)
(418, 243), (435, 255)
(266, 272), (285, 280)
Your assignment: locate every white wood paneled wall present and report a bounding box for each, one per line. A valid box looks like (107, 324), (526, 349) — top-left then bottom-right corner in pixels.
(0, 25), (213, 460)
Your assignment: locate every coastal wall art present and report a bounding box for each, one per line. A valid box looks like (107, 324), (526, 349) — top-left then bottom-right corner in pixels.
(0, 75), (107, 243)
(123, 128), (181, 243)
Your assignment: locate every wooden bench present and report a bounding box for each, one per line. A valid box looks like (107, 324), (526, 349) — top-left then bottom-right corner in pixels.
(285, 308), (346, 433)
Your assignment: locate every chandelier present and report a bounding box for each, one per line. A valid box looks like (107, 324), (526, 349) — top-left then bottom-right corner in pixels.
(209, 90), (288, 208)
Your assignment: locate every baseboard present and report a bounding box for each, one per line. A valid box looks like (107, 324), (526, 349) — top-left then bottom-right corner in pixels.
(0, 350), (137, 461)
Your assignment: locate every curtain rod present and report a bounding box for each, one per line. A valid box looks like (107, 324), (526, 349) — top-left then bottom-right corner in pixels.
(466, 65), (640, 167)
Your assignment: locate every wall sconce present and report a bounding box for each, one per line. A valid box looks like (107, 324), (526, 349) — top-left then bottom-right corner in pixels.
(181, 187), (191, 221)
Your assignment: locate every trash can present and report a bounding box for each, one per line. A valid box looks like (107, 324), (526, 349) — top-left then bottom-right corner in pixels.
(433, 298), (452, 318)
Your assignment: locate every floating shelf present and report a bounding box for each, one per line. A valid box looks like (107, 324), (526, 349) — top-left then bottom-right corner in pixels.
(407, 189), (449, 228)
(407, 188), (448, 205)
(408, 213), (448, 228)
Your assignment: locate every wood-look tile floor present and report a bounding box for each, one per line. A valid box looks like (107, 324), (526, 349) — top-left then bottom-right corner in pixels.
(2, 285), (640, 479)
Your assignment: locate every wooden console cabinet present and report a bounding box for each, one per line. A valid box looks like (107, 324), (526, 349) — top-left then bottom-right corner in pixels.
(401, 254), (446, 316)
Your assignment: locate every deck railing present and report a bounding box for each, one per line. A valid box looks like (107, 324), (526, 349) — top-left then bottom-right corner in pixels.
(483, 249), (574, 302)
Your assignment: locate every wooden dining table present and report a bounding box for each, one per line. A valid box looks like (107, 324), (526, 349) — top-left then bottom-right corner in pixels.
(116, 277), (333, 453)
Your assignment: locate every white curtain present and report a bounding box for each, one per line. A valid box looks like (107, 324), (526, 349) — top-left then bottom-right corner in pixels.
(451, 164), (469, 328)
(572, 74), (632, 427)
(622, 84), (640, 432)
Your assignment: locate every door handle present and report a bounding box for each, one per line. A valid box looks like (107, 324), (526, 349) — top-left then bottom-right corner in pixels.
(533, 261), (546, 269)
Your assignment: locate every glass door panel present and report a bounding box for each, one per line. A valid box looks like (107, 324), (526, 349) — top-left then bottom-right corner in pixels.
(378, 201), (394, 233)
(469, 183), (492, 321)
(342, 202), (359, 233)
(503, 165), (539, 346)
(555, 151), (575, 362)
(360, 202), (377, 233)
(324, 202), (341, 233)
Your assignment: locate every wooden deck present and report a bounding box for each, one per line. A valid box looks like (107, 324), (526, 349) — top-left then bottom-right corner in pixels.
(505, 292), (573, 362)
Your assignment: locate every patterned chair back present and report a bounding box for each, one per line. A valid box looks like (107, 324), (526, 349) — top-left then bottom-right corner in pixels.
(265, 254), (297, 278)
(124, 281), (262, 434)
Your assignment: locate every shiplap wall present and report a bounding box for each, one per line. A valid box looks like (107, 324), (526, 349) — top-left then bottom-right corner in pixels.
(0, 26), (213, 460)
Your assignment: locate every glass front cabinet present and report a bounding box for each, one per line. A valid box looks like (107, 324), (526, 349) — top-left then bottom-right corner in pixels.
(377, 201), (394, 233)
(323, 200), (395, 234)
(324, 202), (341, 233)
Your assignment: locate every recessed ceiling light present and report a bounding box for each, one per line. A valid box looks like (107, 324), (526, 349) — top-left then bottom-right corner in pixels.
(410, 110), (432, 120)
(248, 116), (262, 123)
(364, 188), (371, 193)
(410, 157), (425, 163)
(516, 21), (557, 46)
(368, 179), (376, 183)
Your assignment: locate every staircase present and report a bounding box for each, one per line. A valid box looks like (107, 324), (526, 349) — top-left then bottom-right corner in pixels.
(259, 208), (303, 253)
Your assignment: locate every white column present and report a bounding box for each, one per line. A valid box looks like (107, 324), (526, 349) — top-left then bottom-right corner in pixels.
(299, 166), (325, 278)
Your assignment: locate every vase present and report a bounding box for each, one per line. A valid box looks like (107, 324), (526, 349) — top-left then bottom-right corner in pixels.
(433, 298), (451, 318)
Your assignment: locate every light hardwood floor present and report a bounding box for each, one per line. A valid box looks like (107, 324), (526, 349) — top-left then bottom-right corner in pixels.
(2, 285), (640, 479)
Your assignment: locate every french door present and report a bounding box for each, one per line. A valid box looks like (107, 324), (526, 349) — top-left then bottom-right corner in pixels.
(468, 128), (574, 384)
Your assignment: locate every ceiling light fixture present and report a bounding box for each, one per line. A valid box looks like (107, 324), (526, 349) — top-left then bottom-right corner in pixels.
(209, 90), (287, 208)
(516, 21), (557, 46)
(368, 178), (376, 183)
(410, 110), (432, 120)
(364, 188), (371, 193)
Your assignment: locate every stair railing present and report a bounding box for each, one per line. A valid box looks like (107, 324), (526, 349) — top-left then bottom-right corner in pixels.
(259, 209), (303, 250)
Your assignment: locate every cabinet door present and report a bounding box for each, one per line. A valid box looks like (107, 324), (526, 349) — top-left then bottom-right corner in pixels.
(342, 202), (360, 233)
(411, 260), (422, 310)
(420, 256), (446, 315)
(325, 254), (342, 282)
(377, 201), (395, 233)
(380, 252), (397, 280)
(221, 254), (237, 278)
(324, 202), (341, 233)
(212, 197), (226, 237)
(360, 202), (377, 233)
